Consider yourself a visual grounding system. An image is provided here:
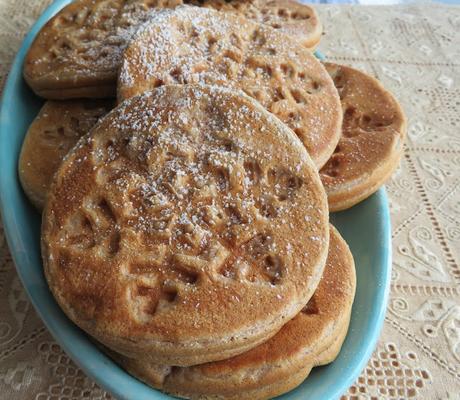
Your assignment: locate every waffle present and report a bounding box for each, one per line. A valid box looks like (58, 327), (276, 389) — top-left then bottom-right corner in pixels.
(113, 225), (356, 400)
(320, 63), (407, 211)
(118, 6), (342, 168)
(23, 0), (181, 99)
(42, 84), (329, 366)
(185, 0), (322, 50)
(18, 99), (112, 210)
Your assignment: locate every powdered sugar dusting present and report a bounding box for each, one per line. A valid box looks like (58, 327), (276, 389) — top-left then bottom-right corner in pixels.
(48, 84), (328, 307)
(119, 6), (341, 165)
(26, 0), (182, 83)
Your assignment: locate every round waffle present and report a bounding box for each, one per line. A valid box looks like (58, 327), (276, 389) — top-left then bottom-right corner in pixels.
(114, 225), (356, 400)
(320, 63), (406, 211)
(185, 0), (322, 50)
(118, 6), (341, 168)
(42, 84), (329, 366)
(18, 100), (112, 210)
(23, 0), (181, 99)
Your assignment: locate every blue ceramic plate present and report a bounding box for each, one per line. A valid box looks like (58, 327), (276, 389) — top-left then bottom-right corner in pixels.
(0, 2), (391, 399)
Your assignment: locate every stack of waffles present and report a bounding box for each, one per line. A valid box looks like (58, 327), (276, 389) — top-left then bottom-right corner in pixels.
(18, 1), (406, 398)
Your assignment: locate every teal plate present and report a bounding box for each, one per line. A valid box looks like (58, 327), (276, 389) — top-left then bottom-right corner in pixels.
(0, 2), (391, 399)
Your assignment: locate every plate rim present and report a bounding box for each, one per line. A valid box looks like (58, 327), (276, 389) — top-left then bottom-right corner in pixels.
(0, 1), (392, 399)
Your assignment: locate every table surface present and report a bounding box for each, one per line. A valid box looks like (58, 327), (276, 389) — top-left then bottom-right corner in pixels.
(1, 1), (459, 399)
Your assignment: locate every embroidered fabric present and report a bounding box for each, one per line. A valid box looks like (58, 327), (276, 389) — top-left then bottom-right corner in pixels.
(0, 0), (459, 398)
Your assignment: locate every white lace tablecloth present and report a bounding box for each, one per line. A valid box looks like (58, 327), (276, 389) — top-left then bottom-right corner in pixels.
(1, 1), (459, 399)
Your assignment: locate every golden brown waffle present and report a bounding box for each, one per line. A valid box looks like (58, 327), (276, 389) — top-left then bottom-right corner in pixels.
(23, 0), (181, 99)
(118, 6), (342, 168)
(42, 84), (329, 366)
(185, 0), (322, 50)
(23, 0), (321, 99)
(113, 225), (356, 400)
(18, 100), (112, 210)
(320, 63), (407, 211)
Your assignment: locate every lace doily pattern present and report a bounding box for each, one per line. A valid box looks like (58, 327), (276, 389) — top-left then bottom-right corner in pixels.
(1, 1), (459, 398)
